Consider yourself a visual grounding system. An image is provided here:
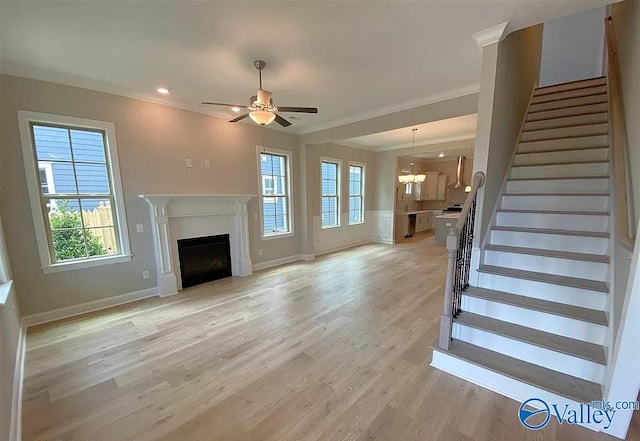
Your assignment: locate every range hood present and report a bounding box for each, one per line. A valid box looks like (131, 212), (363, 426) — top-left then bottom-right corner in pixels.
(449, 156), (468, 189)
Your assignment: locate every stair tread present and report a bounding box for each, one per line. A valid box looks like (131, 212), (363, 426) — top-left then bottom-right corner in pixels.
(517, 146), (609, 155)
(511, 159), (608, 167)
(522, 122), (608, 133)
(491, 226), (609, 238)
(479, 265), (609, 293)
(454, 312), (607, 364)
(485, 244), (609, 263)
(435, 340), (603, 403)
(503, 192), (609, 197)
(529, 94), (608, 112)
(464, 286), (608, 325)
(527, 107), (608, 122)
(532, 88), (608, 105)
(497, 208), (608, 216)
(535, 77), (606, 95)
(508, 175), (609, 181)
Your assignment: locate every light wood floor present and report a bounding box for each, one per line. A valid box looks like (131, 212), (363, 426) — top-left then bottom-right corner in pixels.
(23, 234), (638, 441)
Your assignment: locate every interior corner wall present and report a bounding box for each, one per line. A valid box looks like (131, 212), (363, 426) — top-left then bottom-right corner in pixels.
(473, 25), (543, 243)
(0, 74), (302, 315)
(539, 7), (606, 87)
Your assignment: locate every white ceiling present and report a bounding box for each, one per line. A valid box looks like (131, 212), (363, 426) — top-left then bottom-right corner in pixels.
(0, 1), (611, 134)
(339, 114), (477, 152)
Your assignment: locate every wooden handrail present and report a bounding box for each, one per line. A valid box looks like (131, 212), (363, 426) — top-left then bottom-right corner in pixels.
(605, 16), (636, 250)
(439, 171), (485, 349)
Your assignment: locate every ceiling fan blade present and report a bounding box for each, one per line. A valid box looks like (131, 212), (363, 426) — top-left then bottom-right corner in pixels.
(277, 106), (318, 114)
(229, 114), (249, 123)
(274, 114), (292, 127)
(202, 102), (247, 108)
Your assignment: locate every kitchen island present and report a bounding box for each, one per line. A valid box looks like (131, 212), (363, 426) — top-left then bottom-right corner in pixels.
(435, 212), (461, 246)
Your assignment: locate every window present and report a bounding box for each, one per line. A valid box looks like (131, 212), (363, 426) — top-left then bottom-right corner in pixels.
(348, 164), (365, 225)
(259, 148), (292, 237)
(321, 159), (340, 228)
(18, 112), (131, 273)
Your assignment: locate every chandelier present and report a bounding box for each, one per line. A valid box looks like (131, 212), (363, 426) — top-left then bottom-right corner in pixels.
(398, 128), (426, 184)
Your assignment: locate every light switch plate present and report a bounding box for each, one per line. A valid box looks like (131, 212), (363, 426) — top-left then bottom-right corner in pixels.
(136, 224), (144, 233)
(205, 160), (211, 168)
(142, 270), (150, 280)
(186, 158), (192, 168)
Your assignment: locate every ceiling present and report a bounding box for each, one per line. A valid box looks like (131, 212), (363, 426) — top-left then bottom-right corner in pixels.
(0, 1), (611, 135)
(339, 114), (477, 152)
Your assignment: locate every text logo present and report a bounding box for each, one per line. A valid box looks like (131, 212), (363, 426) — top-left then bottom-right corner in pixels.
(519, 398), (551, 430)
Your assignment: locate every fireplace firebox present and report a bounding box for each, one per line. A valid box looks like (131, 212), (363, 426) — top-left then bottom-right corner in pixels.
(177, 234), (232, 288)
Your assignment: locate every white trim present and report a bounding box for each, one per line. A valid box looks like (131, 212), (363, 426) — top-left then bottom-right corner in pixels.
(472, 22), (510, 47)
(347, 161), (366, 226)
(256, 146), (295, 239)
(299, 82), (480, 135)
(320, 157), (342, 229)
(17, 111), (132, 273)
(41, 253), (132, 274)
(252, 253), (315, 271)
(21, 287), (158, 328)
(10, 323), (26, 441)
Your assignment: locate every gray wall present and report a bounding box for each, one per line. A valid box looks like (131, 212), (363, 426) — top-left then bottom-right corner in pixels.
(610, 0), (640, 345)
(474, 25), (543, 242)
(539, 7), (605, 86)
(0, 74), (302, 314)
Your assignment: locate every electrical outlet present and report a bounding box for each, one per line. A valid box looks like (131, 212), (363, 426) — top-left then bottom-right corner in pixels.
(186, 158), (192, 168)
(142, 270), (150, 279)
(205, 160), (211, 168)
(136, 224), (144, 233)
(258, 249), (263, 256)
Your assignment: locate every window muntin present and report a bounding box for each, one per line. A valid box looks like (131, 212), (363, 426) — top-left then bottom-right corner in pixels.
(30, 124), (120, 263)
(260, 152), (291, 236)
(348, 164), (365, 225)
(321, 160), (340, 228)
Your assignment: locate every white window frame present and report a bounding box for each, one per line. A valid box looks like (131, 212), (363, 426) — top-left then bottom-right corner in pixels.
(320, 157), (341, 229)
(348, 161), (366, 225)
(256, 146), (294, 240)
(18, 111), (132, 273)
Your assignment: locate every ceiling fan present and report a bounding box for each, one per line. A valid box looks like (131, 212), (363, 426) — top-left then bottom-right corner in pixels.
(201, 60), (319, 127)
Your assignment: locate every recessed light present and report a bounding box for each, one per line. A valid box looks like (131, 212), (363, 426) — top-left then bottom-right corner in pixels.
(231, 106), (241, 112)
(438, 153), (445, 158)
(157, 87), (170, 95)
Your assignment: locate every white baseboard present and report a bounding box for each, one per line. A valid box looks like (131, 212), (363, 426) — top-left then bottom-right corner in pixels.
(22, 287), (159, 328)
(314, 238), (371, 256)
(9, 324), (25, 441)
(371, 236), (394, 245)
(252, 253), (316, 272)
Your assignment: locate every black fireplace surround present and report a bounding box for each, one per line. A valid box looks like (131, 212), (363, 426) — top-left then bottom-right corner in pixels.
(177, 234), (232, 288)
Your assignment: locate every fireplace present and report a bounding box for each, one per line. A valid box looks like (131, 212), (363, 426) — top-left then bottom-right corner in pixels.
(177, 234), (232, 288)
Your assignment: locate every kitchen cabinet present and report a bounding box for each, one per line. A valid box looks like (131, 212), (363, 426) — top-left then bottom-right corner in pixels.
(436, 175), (447, 200)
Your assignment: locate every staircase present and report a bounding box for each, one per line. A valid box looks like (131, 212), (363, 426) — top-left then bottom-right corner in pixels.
(432, 77), (612, 409)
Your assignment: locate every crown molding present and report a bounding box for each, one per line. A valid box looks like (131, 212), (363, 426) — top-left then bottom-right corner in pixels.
(334, 133), (476, 153)
(298, 82), (480, 135)
(472, 21), (510, 48)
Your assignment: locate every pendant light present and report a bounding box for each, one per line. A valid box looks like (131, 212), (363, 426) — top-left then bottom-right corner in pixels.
(398, 128), (426, 184)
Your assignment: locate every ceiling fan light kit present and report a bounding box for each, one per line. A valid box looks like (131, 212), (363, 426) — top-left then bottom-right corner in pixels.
(201, 60), (318, 127)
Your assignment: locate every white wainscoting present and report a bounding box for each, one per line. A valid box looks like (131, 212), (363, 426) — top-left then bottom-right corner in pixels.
(371, 210), (395, 244)
(313, 210), (394, 255)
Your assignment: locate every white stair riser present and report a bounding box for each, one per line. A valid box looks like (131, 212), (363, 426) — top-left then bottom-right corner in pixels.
(506, 178), (609, 194)
(476, 272), (607, 309)
(501, 195), (609, 212)
(461, 295), (606, 344)
(510, 162), (608, 179)
(518, 135), (608, 153)
(524, 113), (608, 131)
(527, 103), (608, 122)
(430, 351), (605, 432)
(452, 324), (605, 383)
(490, 230), (609, 254)
(534, 78), (606, 96)
(496, 212), (609, 232)
(520, 124), (608, 142)
(514, 148), (609, 165)
(484, 250), (608, 281)
(529, 94), (607, 113)
(531, 85), (607, 104)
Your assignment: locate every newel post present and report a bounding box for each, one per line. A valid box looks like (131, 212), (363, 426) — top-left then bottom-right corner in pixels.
(439, 227), (460, 349)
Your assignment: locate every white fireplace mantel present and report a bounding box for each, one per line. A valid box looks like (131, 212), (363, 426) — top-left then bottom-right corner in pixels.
(138, 193), (255, 297)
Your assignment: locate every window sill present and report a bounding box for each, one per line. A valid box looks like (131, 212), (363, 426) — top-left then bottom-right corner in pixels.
(262, 231), (295, 241)
(0, 280), (14, 309)
(41, 254), (133, 274)
(321, 225), (341, 230)
(348, 221), (365, 226)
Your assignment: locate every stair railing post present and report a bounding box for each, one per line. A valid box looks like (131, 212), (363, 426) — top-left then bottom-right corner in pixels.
(439, 227), (460, 350)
